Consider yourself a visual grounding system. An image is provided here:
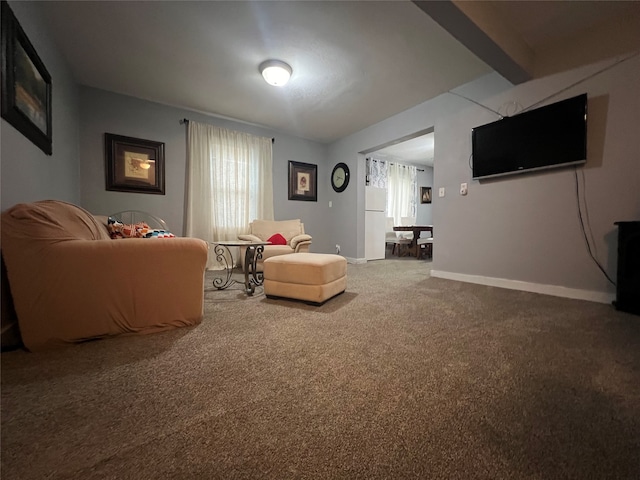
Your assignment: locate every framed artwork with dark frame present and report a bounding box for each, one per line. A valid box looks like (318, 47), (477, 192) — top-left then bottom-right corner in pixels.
(1, 0), (52, 155)
(288, 160), (317, 202)
(420, 186), (432, 204)
(105, 133), (165, 195)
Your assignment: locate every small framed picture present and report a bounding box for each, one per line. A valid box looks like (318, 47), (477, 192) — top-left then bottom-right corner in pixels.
(1, 1), (52, 155)
(420, 186), (432, 204)
(288, 160), (317, 202)
(105, 133), (165, 195)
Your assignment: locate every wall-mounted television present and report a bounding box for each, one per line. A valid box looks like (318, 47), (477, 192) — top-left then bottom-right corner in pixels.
(472, 93), (587, 180)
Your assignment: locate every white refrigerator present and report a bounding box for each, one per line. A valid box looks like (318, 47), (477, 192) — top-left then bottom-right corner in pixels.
(365, 186), (387, 260)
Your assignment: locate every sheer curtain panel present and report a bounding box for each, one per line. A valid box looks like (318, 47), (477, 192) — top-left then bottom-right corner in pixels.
(387, 162), (417, 225)
(186, 121), (274, 269)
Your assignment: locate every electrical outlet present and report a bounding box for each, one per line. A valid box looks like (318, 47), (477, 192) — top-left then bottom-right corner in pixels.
(438, 187), (445, 198)
(460, 183), (468, 195)
(336, 244), (341, 254)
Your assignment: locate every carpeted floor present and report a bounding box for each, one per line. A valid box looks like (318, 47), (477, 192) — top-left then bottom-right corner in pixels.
(2, 257), (639, 479)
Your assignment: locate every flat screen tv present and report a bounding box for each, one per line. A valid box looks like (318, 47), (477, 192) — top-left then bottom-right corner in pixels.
(472, 93), (587, 180)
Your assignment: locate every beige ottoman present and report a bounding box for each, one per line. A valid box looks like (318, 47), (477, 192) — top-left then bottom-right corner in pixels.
(263, 253), (347, 305)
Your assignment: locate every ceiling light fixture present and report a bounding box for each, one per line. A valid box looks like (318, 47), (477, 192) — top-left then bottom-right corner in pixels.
(259, 59), (292, 87)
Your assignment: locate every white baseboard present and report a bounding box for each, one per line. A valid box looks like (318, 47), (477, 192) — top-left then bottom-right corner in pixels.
(430, 270), (615, 304)
(345, 257), (367, 264)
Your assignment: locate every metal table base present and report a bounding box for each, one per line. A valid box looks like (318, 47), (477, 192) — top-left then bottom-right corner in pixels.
(211, 241), (269, 295)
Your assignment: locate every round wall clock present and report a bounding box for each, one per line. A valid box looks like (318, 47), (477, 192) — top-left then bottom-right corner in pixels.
(331, 162), (350, 193)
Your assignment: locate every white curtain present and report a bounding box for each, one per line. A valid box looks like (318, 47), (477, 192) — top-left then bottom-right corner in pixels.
(387, 161), (417, 225)
(186, 121), (274, 268)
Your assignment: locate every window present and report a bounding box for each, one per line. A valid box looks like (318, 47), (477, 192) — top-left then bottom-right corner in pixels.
(186, 121), (274, 267)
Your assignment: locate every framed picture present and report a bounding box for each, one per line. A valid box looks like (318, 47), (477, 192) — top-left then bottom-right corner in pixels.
(288, 160), (317, 202)
(420, 186), (432, 204)
(105, 133), (165, 195)
(1, 0), (52, 155)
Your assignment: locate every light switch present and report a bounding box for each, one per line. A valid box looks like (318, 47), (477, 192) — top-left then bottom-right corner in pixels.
(438, 187), (445, 197)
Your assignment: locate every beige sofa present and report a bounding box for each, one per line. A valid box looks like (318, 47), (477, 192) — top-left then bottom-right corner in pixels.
(237, 219), (312, 271)
(1, 200), (208, 351)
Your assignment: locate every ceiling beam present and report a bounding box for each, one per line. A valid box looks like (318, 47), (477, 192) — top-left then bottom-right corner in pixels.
(413, 0), (533, 85)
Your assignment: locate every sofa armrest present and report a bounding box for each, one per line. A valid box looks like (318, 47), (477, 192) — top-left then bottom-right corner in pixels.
(293, 241), (312, 253)
(238, 234), (262, 242)
(3, 238), (208, 351)
(290, 234), (312, 250)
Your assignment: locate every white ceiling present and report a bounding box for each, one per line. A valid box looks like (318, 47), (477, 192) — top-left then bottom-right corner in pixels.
(370, 133), (435, 167)
(37, 0), (639, 163)
(39, 0), (490, 144)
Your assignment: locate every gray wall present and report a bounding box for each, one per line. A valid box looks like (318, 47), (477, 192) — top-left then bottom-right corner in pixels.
(329, 56), (640, 299)
(3, 0), (637, 303)
(327, 72), (513, 261)
(434, 55), (639, 300)
(1, 0), (79, 209)
(415, 166), (434, 226)
(78, 87), (332, 251)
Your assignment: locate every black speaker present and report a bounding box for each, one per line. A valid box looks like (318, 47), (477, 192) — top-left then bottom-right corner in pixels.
(614, 221), (640, 316)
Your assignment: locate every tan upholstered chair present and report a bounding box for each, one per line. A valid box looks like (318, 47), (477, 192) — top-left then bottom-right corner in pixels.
(237, 219), (312, 272)
(1, 200), (208, 351)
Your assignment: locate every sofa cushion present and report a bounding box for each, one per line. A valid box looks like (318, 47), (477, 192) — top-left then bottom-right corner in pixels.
(264, 253), (347, 285)
(261, 245), (294, 261)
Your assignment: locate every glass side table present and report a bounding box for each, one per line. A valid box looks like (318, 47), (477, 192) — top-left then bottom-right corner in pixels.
(210, 240), (270, 295)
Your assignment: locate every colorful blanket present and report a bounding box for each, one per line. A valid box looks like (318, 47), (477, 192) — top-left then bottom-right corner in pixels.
(107, 217), (175, 239)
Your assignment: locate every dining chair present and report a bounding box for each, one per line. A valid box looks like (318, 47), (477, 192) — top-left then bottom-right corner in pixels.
(399, 216), (415, 240)
(386, 217), (411, 256)
(417, 236), (433, 259)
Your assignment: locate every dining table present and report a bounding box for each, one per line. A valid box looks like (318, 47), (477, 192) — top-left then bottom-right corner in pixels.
(393, 225), (433, 258)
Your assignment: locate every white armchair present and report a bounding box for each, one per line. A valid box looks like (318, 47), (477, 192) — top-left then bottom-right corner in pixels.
(237, 219), (312, 271)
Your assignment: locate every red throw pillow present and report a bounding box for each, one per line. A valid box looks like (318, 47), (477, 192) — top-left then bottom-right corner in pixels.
(267, 233), (287, 245)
